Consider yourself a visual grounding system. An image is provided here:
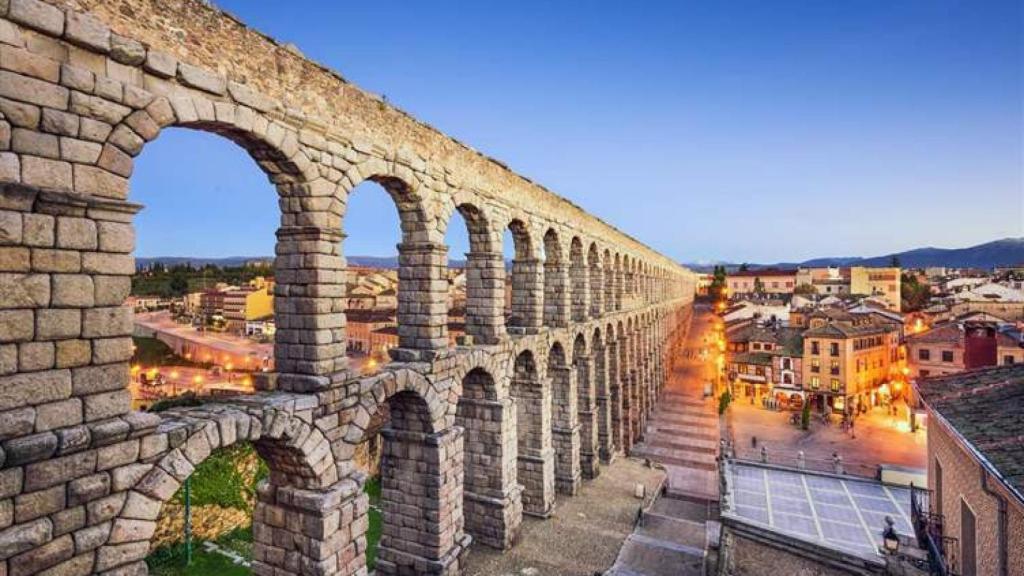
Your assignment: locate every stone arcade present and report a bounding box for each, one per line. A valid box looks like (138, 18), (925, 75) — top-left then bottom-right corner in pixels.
(0, 0), (697, 574)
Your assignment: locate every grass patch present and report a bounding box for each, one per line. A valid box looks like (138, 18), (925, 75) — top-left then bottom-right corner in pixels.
(173, 443), (268, 511)
(365, 476), (382, 569)
(146, 541), (250, 576)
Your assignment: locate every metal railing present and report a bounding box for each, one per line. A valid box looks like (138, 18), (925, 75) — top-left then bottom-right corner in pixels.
(910, 485), (960, 576)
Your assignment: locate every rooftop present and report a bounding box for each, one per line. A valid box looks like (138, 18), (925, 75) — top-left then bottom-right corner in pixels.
(916, 363), (1024, 501)
(722, 460), (914, 564)
(728, 268), (798, 279)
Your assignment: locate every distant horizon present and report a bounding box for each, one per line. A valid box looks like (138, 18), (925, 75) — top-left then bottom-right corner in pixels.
(135, 236), (1024, 267)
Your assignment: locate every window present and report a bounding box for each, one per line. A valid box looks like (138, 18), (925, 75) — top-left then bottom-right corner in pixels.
(830, 360), (840, 375)
(810, 376), (820, 389)
(1004, 355), (1015, 365)
(752, 343), (761, 351)
(941, 350), (954, 363)
(830, 342), (839, 357)
(918, 348), (930, 361)
(961, 499), (976, 576)
(920, 369), (930, 377)
(934, 459), (943, 516)
(830, 378), (840, 392)
(811, 341), (820, 355)
(811, 359), (820, 373)
(782, 358), (791, 370)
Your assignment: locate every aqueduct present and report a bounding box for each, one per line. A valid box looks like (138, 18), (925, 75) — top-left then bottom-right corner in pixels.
(0, 0), (696, 574)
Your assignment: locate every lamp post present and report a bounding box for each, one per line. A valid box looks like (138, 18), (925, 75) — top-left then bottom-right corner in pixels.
(882, 515), (899, 555)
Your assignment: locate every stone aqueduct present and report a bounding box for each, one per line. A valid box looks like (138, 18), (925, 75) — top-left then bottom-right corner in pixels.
(0, 0), (697, 574)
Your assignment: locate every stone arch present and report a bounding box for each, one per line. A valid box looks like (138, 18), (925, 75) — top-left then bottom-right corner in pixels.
(569, 236), (588, 322)
(444, 197), (505, 344)
(510, 350), (555, 516)
(548, 341), (581, 495)
(543, 228), (569, 327)
(106, 100), (348, 390)
(337, 368), (450, 465)
(588, 242), (603, 318)
(112, 402), (338, 575)
(455, 363), (523, 549)
(506, 217), (542, 332)
(343, 162), (448, 354)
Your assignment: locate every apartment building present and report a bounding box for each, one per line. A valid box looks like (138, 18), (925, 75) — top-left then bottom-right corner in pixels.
(801, 316), (901, 414)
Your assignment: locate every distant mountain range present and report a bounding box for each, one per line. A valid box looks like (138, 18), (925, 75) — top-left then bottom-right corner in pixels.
(685, 238), (1024, 273)
(137, 238), (1024, 273)
(135, 255), (460, 269)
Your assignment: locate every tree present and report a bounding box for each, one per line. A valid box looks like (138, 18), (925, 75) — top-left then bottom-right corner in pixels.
(708, 265), (727, 299)
(169, 271), (189, 296)
(753, 276), (765, 295)
(718, 389), (732, 415)
(739, 263), (750, 272)
(900, 272), (931, 312)
(801, 400), (811, 431)
(794, 283), (818, 296)
(889, 255), (901, 268)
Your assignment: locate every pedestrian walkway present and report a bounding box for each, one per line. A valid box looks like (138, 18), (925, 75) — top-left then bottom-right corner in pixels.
(609, 308), (722, 576)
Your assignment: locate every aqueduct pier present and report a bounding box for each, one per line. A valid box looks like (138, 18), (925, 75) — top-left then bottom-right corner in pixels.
(0, 0), (697, 574)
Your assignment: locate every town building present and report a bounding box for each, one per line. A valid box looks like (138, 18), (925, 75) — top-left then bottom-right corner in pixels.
(726, 268), (797, 296)
(849, 266), (902, 311)
(801, 315), (901, 414)
(915, 364), (1024, 576)
(222, 284), (274, 333)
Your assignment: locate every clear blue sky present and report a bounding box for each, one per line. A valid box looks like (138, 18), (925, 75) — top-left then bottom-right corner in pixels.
(133, 0), (1022, 264)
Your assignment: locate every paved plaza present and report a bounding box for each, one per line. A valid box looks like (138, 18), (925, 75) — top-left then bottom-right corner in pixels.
(725, 392), (927, 477)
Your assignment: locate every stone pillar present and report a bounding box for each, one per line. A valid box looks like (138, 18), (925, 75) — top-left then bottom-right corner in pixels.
(276, 225), (347, 391)
(575, 355), (600, 479)
(395, 242), (448, 357)
(509, 257), (543, 333)
(608, 339), (624, 455)
(550, 365), (581, 495)
(463, 251), (507, 345)
(253, 479), (368, 576)
(589, 262), (603, 318)
(620, 342), (635, 454)
(512, 376), (556, 517)
(377, 426), (472, 575)
(614, 267), (625, 310)
(594, 344), (615, 463)
(455, 396), (523, 549)
(543, 260), (570, 328)
(570, 262), (589, 323)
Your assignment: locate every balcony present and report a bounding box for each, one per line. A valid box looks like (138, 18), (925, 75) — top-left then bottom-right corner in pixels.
(911, 486), (961, 576)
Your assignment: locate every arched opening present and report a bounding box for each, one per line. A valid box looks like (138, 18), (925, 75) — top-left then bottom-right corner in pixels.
(588, 243), (603, 318)
(613, 253), (624, 311)
(510, 350), (555, 516)
(144, 439), (269, 573)
(375, 389), (468, 573)
(342, 180), (414, 374)
(569, 237), (587, 322)
(445, 203), (503, 345)
(505, 219), (541, 333)
(130, 127), (285, 409)
(548, 341), (581, 495)
(542, 229), (567, 328)
(455, 367), (522, 549)
(573, 333), (600, 479)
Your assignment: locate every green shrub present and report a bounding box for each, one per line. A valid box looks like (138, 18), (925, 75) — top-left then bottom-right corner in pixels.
(801, 401), (811, 431)
(173, 443), (267, 511)
(718, 389), (732, 415)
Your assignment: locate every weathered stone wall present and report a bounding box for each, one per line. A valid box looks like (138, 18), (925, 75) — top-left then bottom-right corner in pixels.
(0, 0), (696, 574)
